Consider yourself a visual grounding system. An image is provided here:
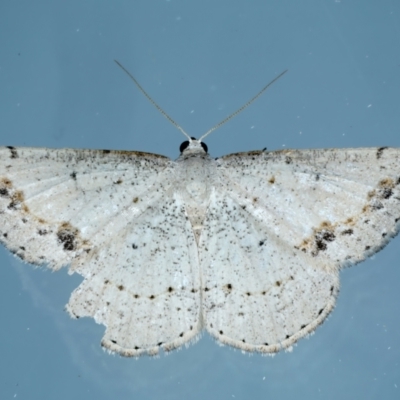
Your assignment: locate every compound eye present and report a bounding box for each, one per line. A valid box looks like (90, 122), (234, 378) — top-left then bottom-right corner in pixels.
(179, 141), (190, 153)
(201, 142), (208, 153)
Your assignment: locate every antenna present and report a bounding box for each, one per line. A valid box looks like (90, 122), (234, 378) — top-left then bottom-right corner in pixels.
(115, 60), (191, 140)
(115, 60), (287, 142)
(198, 69), (287, 142)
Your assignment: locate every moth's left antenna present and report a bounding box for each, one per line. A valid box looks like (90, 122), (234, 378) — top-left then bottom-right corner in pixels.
(115, 60), (191, 140)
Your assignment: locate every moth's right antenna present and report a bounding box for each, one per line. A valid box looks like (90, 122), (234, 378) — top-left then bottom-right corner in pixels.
(198, 69), (288, 142)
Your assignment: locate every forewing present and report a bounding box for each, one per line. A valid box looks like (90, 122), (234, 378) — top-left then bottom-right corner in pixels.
(217, 147), (400, 268)
(0, 146), (201, 356)
(0, 147), (169, 269)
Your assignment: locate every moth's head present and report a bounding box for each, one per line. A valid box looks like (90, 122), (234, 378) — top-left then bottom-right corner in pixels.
(179, 137), (208, 154)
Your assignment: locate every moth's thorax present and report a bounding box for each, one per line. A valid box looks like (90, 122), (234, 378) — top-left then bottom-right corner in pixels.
(176, 150), (215, 242)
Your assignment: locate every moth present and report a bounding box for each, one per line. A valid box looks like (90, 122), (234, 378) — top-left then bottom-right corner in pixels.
(1, 64), (399, 356)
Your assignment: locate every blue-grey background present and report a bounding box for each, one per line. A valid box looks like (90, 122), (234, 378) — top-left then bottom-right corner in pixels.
(0, 1), (399, 399)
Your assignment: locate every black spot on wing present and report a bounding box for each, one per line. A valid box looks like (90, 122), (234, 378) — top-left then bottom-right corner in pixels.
(57, 230), (76, 251)
(371, 201), (384, 211)
(57, 223), (78, 251)
(381, 188), (393, 199)
(0, 188), (9, 197)
(6, 146), (18, 159)
(341, 229), (353, 235)
(376, 147), (388, 159)
(7, 190), (24, 210)
(312, 229), (336, 256)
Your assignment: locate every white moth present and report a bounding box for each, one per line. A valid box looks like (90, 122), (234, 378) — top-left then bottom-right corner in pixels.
(1, 64), (399, 357)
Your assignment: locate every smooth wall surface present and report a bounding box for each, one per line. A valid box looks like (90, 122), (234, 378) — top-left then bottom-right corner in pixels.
(0, 1), (399, 399)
